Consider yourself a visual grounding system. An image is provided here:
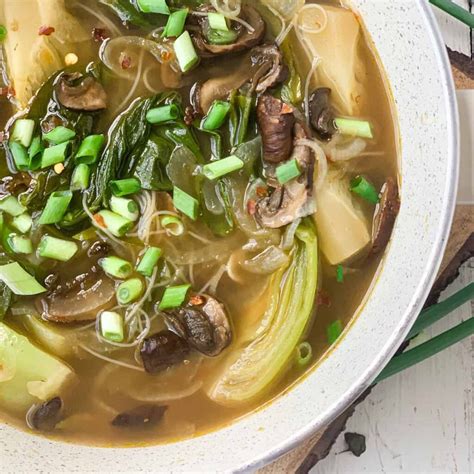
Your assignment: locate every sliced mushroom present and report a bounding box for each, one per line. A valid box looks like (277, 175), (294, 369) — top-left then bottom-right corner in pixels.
(164, 294), (232, 357)
(27, 397), (63, 432)
(308, 88), (337, 141)
(0, 172), (31, 198)
(192, 6), (265, 57)
(140, 330), (190, 374)
(112, 405), (167, 428)
(370, 178), (400, 256)
(251, 45), (288, 93)
(257, 95), (295, 163)
(38, 268), (116, 323)
(55, 72), (107, 111)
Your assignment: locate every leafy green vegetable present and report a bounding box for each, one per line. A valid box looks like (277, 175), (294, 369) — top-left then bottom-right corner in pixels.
(279, 39), (303, 105)
(99, 0), (159, 27)
(229, 92), (256, 147)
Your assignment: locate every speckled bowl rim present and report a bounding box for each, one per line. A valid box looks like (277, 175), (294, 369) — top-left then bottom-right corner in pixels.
(0, 1), (459, 472)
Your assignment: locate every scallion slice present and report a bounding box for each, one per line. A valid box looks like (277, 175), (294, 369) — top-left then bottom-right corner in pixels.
(100, 311), (124, 342)
(336, 264), (344, 283)
(163, 8), (188, 37)
(110, 178), (141, 197)
(146, 104), (180, 124)
(158, 284), (191, 310)
(43, 126), (76, 144)
(202, 155), (244, 180)
(99, 256), (133, 279)
(173, 186), (199, 220)
(0, 196), (26, 217)
(137, 0), (170, 14)
(327, 320), (343, 345)
(116, 278), (144, 305)
(10, 119), (35, 147)
(71, 164), (91, 191)
(38, 235), (78, 262)
(296, 341), (312, 368)
(7, 234), (33, 254)
(94, 210), (134, 237)
(38, 190), (73, 225)
(136, 247), (162, 277)
(11, 213), (32, 234)
(201, 100), (231, 130)
(75, 134), (105, 164)
(160, 215), (184, 236)
(350, 176), (379, 204)
(208, 12), (229, 31)
(28, 136), (44, 170)
(276, 159), (301, 185)
(334, 118), (373, 139)
(41, 141), (69, 169)
(0, 262), (46, 295)
(205, 28), (238, 45)
(8, 142), (29, 171)
(174, 31), (199, 73)
(110, 196), (139, 222)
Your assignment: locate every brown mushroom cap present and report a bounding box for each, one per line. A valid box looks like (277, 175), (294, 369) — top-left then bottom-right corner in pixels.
(309, 88), (337, 141)
(251, 45), (288, 93)
(55, 72), (107, 111)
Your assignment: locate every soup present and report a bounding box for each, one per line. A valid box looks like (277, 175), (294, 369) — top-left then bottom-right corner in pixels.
(0, 0), (399, 445)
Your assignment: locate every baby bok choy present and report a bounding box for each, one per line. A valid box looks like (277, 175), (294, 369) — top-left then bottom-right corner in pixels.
(207, 221), (318, 405)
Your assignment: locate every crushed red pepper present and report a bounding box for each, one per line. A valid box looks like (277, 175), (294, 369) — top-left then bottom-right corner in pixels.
(38, 25), (55, 36)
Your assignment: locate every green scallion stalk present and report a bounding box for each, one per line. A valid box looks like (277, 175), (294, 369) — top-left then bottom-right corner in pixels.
(327, 320), (343, 344)
(207, 12), (229, 31)
(174, 31), (199, 73)
(10, 119), (35, 147)
(43, 126), (76, 144)
(0, 25), (7, 42)
(137, 0), (170, 14)
(201, 100), (231, 131)
(173, 186), (199, 220)
(99, 256), (133, 279)
(0, 196), (26, 217)
(110, 196), (139, 221)
(336, 264), (344, 283)
(202, 155), (244, 181)
(38, 235), (78, 262)
(72, 227), (97, 241)
(296, 341), (313, 368)
(146, 104), (180, 124)
(110, 178), (141, 197)
(334, 118), (373, 139)
(158, 284), (191, 310)
(116, 278), (144, 305)
(160, 215), (184, 236)
(100, 311), (125, 342)
(7, 234), (33, 255)
(70, 164), (91, 191)
(205, 28), (238, 45)
(75, 134), (105, 164)
(11, 213), (32, 234)
(276, 158), (301, 185)
(8, 142), (29, 171)
(28, 136), (44, 170)
(136, 247), (162, 277)
(94, 210), (134, 237)
(38, 190), (73, 225)
(0, 262), (46, 295)
(350, 176), (379, 204)
(163, 8), (188, 37)
(41, 141), (69, 169)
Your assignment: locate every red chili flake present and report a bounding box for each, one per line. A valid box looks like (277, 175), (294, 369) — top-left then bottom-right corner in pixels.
(281, 103), (293, 115)
(247, 199), (257, 215)
(38, 25), (55, 36)
(316, 290), (331, 307)
(93, 214), (106, 228)
(256, 186), (268, 198)
(161, 50), (172, 62)
(189, 295), (205, 306)
(120, 54), (132, 70)
(92, 27), (109, 43)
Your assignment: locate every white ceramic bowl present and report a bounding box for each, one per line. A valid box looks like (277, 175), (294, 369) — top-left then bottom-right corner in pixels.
(0, 1), (458, 472)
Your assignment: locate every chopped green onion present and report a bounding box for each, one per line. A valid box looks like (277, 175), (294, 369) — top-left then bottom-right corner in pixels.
(205, 28), (238, 45)
(11, 213), (32, 234)
(110, 178), (141, 197)
(201, 100), (231, 130)
(28, 136), (44, 170)
(334, 118), (373, 139)
(116, 278), (144, 305)
(276, 159), (301, 185)
(350, 176), (379, 204)
(75, 134), (105, 164)
(136, 247), (162, 277)
(72, 227), (97, 241)
(137, 0), (170, 14)
(10, 119), (35, 147)
(38, 235), (78, 262)
(38, 190), (73, 225)
(0, 262), (46, 295)
(208, 12), (229, 31)
(202, 155), (244, 181)
(41, 141), (69, 169)
(159, 284), (190, 310)
(71, 164), (91, 191)
(296, 341), (312, 368)
(160, 215), (184, 236)
(8, 142), (29, 171)
(0, 25), (7, 42)
(173, 186), (199, 220)
(174, 31), (199, 73)
(100, 311), (124, 342)
(146, 104), (180, 124)
(7, 234), (33, 254)
(99, 256), (133, 279)
(327, 320), (343, 345)
(336, 264), (344, 283)
(0, 196), (26, 217)
(110, 196), (139, 222)
(94, 210), (134, 237)
(43, 126), (76, 144)
(163, 8), (188, 37)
